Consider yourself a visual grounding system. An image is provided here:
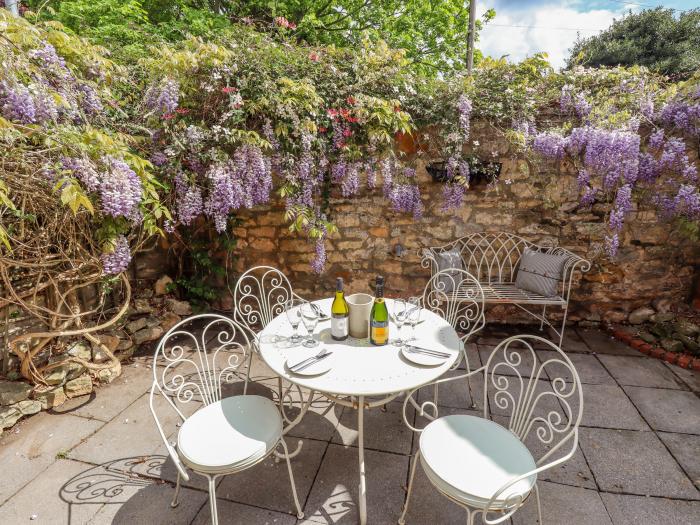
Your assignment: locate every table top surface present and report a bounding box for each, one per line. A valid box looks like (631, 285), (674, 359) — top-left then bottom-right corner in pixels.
(258, 298), (461, 397)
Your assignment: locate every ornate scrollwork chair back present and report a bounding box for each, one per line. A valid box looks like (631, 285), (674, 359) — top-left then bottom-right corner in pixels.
(421, 268), (486, 343)
(483, 335), (583, 463)
(150, 314), (250, 442)
(232, 265), (298, 334)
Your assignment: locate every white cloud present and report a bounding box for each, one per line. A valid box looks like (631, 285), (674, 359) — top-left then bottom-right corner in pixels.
(478, 1), (630, 69)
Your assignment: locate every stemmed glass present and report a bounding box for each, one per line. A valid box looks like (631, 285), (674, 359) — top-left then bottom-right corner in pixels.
(392, 299), (408, 346)
(300, 301), (320, 348)
(285, 298), (304, 345)
(407, 297), (422, 341)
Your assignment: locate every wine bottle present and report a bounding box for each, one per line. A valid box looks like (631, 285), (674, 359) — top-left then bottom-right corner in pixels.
(370, 275), (389, 346)
(331, 277), (350, 341)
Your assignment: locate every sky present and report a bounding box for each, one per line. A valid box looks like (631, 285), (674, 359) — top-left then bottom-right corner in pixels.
(477, 0), (700, 69)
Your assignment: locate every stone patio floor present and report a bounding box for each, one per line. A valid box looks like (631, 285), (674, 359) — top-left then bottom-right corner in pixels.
(1, 326), (699, 525)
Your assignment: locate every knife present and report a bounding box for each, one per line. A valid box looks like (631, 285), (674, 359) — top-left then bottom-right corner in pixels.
(405, 345), (451, 358)
(292, 351), (332, 372)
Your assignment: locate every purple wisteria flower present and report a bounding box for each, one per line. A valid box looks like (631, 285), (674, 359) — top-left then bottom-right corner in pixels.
(674, 184), (700, 218)
(441, 183), (465, 211)
(100, 156), (143, 219)
(145, 79), (179, 115)
(1, 82), (36, 124)
(533, 131), (566, 159)
(310, 237), (327, 274)
(62, 157), (100, 192)
(174, 173), (203, 226)
(458, 95), (472, 138)
(203, 145), (272, 232)
(388, 184), (423, 219)
(605, 233), (620, 258)
(150, 151), (168, 167)
(102, 235), (132, 275)
(77, 83), (103, 115)
(341, 162), (360, 197)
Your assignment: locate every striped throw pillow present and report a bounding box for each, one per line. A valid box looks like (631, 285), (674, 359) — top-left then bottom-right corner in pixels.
(436, 250), (463, 293)
(515, 248), (567, 297)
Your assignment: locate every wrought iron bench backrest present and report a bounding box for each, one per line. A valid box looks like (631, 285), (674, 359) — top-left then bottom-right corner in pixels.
(422, 232), (588, 296)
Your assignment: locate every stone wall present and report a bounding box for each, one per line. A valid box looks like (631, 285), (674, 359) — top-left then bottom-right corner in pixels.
(227, 122), (700, 325)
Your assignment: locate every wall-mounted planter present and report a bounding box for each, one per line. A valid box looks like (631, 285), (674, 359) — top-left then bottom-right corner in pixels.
(426, 157), (502, 186)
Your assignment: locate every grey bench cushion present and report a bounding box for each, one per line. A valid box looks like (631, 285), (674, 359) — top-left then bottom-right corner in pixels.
(436, 250), (464, 293)
(515, 248), (567, 298)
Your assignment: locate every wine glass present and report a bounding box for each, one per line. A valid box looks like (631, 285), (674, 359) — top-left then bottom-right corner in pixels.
(285, 298), (304, 345)
(300, 302), (320, 348)
(392, 298), (408, 346)
(407, 297), (422, 341)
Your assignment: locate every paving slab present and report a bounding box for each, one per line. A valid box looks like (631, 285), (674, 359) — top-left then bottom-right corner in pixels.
(51, 361), (155, 422)
(538, 350), (615, 385)
(217, 437), (326, 515)
(624, 386), (700, 434)
(332, 401), (414, 455)
(579, 428), (698, 499)
(69, 392), (199, 466)
(658, 432), (700, 489)
(193, 497), (297, 525)
(303, 443), (408, 524)
(0, 459), (104, 524)
(398, 454), (474, 524)
(600, 493), (700, 525)
(598, 355), (687, 389)
(579, 383), (648, 430)
(553, 328), (592, 353)
(88, 477), (206, 524)
(416, 369), (485, 410)
(576, 329), (640, 356)
(0, 412), (103, 505)
(665, 362), (700, 393)
(512, 481), (612, 525)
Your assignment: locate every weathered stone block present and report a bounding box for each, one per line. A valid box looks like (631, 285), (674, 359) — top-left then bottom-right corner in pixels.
(133, 326), (164, 345)
(32, 386), (67, 410)
(64, 375), (93, 398)
(0, 406), (22, 429)
(0, 380), (32, 406)
(17, 399), (41, 416)
(165, 298), (192, 316)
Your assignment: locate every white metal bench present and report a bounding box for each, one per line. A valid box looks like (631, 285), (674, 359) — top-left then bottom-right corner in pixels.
(421, 232), (591, 345)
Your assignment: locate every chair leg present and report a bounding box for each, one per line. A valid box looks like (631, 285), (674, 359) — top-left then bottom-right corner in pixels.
(280, 438), (305, 519)
(243, 351), (254, 395)
(559, 304), (569, 347)
(539, 305), (547, 331)
(398, 451), (421, 525)
(170, 471), (182, 508)
(207, 475), (219, 525)
(462, 345), (475, 409)
(535, 483), (543, 524)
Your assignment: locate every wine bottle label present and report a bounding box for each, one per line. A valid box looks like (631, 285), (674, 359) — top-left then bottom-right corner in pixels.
(370, 320), (388, 345)
(331, 314), (348, 339)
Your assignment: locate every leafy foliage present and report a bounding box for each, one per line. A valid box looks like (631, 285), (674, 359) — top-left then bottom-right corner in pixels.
(567, 8), (700, 80)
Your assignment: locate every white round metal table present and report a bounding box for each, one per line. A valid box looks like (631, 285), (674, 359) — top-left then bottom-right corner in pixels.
(258, 298), (461, 524)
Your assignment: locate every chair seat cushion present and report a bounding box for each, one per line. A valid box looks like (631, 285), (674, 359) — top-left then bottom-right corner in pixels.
(419, 415), (536, 509)
(177, 395), (282, 474)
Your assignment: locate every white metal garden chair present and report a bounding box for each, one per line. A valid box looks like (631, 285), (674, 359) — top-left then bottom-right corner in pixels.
(419, 268), (485, 407)
(232, 265), (300, 395)
(399, 334), (584, 525)
(149, 314), (304, 524)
